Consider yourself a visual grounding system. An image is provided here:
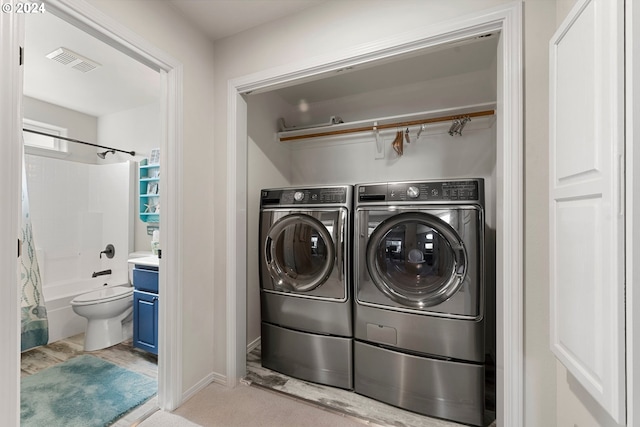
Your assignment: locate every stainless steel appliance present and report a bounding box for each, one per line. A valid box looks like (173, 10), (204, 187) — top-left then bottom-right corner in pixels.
(259, 185), (353, 389)
(353, 179), (493, 426)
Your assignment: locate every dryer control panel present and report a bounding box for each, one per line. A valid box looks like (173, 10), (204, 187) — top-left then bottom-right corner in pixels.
(261, 186), (351, 207)
(357, 179), (483, 205)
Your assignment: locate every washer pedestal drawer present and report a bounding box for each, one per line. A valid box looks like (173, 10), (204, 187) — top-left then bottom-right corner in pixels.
(261, 322), (353, 390)
(354, 340), (486, 427)
(261, 291), (352, 337)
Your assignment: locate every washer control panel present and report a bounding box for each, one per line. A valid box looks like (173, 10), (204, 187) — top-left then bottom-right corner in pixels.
(261, 186), (350, 206)
(358, 179), (482, 204)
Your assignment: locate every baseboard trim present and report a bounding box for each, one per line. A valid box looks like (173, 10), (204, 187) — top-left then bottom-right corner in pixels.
(180, 335), (259, 401)
(181, 372), (221, 403)
(210, 372), (227, 385)
(247, 336), (260, 354)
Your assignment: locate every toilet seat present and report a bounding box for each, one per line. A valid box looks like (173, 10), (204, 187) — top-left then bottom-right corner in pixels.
(71, 286), (133, 306)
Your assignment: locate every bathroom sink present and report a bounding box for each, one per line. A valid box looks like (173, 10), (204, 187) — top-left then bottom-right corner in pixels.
(128, 255), (159, 267)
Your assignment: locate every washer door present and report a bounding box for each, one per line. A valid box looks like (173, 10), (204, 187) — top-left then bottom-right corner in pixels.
(366, 212), (467, 308)
(265, 213), (336, 293)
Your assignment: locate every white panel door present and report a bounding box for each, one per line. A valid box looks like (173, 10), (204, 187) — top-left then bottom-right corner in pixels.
(549, 0), (625, 423)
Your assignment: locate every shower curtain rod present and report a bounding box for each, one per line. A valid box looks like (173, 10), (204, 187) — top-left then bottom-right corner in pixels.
(278, 109), (495, 142)
(23, 128), (136, 156)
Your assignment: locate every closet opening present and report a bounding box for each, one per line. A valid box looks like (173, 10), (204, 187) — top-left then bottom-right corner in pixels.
(227, 3), (524, 424)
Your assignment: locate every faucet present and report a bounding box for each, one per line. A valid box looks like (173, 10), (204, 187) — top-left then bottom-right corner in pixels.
(100, 244), (115, 259)
(92, 269), (112, 278)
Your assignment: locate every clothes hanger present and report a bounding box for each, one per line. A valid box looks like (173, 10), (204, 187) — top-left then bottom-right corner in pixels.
(392, 129), (403, 156)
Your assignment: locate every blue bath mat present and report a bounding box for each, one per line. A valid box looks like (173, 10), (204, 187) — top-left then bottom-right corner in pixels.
(21, 354), (157, 427)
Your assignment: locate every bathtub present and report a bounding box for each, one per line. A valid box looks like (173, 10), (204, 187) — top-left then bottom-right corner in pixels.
(43, 276), (132, 343)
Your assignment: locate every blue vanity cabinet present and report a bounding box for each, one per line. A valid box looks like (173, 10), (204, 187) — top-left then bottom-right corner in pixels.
(133, 290), (158, 354)
(132, 265), (159, 355)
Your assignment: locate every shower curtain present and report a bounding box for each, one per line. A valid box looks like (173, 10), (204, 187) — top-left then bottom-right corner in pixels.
(20, 151), (48, 351)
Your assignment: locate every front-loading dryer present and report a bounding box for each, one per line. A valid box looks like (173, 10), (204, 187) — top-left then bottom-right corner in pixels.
(259, 185), (353, 389)
(353, 179), (493, 426)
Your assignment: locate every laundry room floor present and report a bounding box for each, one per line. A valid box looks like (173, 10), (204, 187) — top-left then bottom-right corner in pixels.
(245, 345), (497, 427)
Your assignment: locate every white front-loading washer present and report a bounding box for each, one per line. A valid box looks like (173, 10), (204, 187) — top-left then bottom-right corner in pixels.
(259, 185), (353, 389)
(353, 179), (493, 426)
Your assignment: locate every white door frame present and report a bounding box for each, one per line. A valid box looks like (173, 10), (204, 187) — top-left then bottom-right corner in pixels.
(626, 0), (639, 424)
(0, 0), (185, 423)
(0, 4), (24, 425)
(226, 2), (523, 425)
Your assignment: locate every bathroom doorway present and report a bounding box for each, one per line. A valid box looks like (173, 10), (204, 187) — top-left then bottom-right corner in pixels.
(20, 8), (160, 423)
(7, 1), (184, 422)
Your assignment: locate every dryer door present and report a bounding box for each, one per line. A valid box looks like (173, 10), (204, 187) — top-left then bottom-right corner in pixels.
(263, 210), (345, 298)
(365, 211), (467, 308)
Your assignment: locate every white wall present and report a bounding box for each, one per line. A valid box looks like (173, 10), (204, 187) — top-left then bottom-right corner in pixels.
(98, 102), (161, 253)
(97, 102), (160, 163)
(87, 0), (217, 394)
(287, 126), (496, 186)
(522, 1), (558, 426)
(23, 96), (97, 163)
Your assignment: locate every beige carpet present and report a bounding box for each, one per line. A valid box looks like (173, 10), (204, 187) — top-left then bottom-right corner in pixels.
(137, 382), (369, 427)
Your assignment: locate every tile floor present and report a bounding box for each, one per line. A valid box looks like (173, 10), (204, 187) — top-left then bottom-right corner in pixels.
(244, 345), (497, 427)
(20, 334), (159, 427)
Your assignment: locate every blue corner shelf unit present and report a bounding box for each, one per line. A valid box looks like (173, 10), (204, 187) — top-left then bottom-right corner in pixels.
(132, 264), (159, 355)
(139, 158), (159, 223)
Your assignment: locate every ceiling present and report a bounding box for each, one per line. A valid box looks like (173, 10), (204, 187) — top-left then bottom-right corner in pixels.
(167, 0), (327, 43)
(24, 12), (161, 117)
(273, 34), (499, 106)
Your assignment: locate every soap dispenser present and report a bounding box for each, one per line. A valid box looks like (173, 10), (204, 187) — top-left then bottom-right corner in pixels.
(151, 230), (160, 255)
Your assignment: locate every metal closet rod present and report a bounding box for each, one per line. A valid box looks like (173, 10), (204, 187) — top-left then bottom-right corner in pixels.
(23, 128), (136, 156)
(279, 109), (495, 142)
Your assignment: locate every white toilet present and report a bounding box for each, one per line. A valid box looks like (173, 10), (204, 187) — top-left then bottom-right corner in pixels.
(70, 286), (134, 351)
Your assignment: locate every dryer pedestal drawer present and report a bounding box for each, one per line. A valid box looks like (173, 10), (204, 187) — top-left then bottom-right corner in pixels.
(261, 291), (352, 337)
(354, 340), (486, 427)
(261, 322), (353, 390)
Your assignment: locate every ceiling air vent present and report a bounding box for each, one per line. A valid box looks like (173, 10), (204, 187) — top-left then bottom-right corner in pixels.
(45, 47), (101, 73)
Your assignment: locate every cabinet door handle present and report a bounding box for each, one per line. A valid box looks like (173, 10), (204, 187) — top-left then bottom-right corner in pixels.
(152, 296), (158, 302)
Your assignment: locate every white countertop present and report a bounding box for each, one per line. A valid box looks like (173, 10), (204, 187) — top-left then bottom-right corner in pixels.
(128, 255), (159, 267)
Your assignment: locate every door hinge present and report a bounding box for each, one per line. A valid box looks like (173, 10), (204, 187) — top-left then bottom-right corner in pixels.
(18, 239), (22, 258)
(19, 46), (23, 66)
